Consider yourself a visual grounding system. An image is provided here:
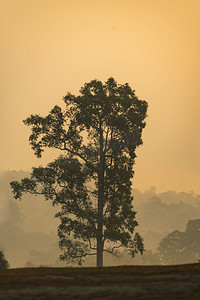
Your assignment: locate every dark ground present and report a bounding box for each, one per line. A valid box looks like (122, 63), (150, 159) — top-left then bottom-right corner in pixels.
(0, 264), (200, 299)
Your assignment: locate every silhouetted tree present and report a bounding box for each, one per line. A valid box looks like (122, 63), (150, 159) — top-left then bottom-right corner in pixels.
(0, 251), (9, 269)
(157, 219), (200, 264)
(10, 77), (148, 267)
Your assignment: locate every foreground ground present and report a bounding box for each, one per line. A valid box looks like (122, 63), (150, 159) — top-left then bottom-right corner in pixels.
(0, 264), (200, 299)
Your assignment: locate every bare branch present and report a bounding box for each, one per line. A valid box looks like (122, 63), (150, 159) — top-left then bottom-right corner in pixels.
(83, 252), (97, 256)
(103, 244), (123, 254)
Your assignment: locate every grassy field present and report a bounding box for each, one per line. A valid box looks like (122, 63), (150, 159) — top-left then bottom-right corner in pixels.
(0, 263), (200, 299)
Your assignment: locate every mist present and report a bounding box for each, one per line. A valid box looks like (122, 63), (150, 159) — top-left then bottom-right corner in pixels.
(1, 170), (200, 268)
(0, 170), (60, 267)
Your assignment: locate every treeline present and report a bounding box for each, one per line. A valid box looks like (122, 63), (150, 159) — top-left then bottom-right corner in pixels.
(133, 187), (200, 250)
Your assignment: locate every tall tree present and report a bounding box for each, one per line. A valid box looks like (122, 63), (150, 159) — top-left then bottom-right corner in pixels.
(11, 77), (148, 267)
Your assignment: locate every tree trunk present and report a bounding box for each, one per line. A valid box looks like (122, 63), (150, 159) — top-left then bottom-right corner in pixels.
(97, 231), (103, 267)
(97, 126), (104, 267)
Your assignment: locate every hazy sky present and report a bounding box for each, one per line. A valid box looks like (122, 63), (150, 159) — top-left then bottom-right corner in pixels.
(1, 0), (200, 193)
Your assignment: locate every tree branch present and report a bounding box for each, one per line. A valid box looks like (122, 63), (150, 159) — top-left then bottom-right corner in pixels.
(103, 244), (123, 254)
(87, 237), (97, 251)
(55, 143), (96, 172)
(104, 126), (113, 154)
(57, 194), (97, 235)
(103, 127), (109, 154)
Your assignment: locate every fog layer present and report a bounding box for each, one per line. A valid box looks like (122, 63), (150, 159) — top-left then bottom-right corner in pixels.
(1, 170), (200, 267)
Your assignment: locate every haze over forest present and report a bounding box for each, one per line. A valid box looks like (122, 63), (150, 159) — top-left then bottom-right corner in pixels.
(0, 1), (200, 267)
(1, 170), (200, 268)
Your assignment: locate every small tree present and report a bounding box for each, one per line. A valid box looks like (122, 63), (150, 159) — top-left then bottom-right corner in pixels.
(10, 77), (148, 267)
(157, 219), (200, 265)
(0, 251), (9, 270)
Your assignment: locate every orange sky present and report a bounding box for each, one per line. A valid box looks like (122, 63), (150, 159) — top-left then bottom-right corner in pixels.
(0, 0), (200, 193)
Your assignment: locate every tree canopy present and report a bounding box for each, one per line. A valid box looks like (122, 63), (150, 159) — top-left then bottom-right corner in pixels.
(11, 77), (148, 267)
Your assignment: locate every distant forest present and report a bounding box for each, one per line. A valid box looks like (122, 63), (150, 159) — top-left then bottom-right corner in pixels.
(0, 170), (200, 267)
